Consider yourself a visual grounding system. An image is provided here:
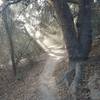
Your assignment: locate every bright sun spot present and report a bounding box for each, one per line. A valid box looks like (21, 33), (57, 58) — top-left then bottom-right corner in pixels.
(0, 0), (3, 5)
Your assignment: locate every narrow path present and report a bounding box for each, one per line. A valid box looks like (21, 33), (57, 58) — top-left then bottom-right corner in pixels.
(39, 56), (62, 100)
(0, 54), (65, 100)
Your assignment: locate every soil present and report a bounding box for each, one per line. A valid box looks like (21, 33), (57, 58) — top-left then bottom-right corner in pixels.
(0, 53), (64, 100)
(0, 37), (100, 100)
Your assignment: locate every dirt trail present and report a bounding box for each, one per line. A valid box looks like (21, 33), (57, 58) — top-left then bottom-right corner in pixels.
(0, 54), (64, 100)
(39, 56), (62, 100)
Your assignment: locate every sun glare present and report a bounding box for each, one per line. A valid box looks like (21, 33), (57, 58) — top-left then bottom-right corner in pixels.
(0, 0), (3, 5)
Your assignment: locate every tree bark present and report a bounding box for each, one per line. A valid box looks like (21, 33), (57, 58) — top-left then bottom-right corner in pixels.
(52, 0), (92, 99)
(78, 0), (92, 58)
(52, 0), (81, 60)
(2, 7), (16, 76)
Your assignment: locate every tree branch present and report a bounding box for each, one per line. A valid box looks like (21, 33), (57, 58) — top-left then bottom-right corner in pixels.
(0, 0), (22, 13)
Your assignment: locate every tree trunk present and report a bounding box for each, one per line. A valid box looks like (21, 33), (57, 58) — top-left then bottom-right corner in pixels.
(52, 0), (80, 60)
(52, 0), (92, 99)
(2, 7), (16, 76)
(78, 0), (92, 58)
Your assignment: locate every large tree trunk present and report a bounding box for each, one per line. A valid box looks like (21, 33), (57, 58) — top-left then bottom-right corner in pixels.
(52, 0), (80, 60)
(52, 0), (92, 60)
(52, 0), (92, 99)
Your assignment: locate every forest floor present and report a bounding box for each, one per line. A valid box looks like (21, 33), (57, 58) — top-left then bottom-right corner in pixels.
(0, 52), (65, 100)
(0, 37), (100, 100)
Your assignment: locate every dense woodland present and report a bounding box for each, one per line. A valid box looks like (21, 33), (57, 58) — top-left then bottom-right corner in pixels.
(0, 0), (100, 100)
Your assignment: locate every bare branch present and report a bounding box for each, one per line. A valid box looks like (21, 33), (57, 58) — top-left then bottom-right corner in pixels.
(0, 0), (22, 13)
